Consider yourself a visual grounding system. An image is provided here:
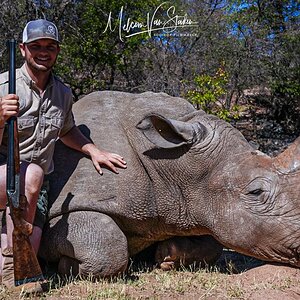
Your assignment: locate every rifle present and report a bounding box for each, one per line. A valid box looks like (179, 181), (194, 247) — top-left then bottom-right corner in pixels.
(6, 39), (44, 286)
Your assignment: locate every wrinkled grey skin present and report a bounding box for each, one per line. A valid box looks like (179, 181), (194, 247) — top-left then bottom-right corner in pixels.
(39, 91), (300, 277)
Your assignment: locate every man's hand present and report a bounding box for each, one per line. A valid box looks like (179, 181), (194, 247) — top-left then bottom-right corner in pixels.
(60, 126), (127, 175)
(0, 94), (19, 127)
(88, 145), (127, 175)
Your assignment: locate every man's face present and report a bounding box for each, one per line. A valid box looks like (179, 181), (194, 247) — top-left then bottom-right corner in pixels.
(19, 39), (60, 72)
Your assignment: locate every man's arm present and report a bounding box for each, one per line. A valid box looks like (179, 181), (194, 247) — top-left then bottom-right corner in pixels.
(59, 125), (127, 175)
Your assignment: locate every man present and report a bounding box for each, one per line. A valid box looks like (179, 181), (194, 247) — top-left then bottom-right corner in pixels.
(0, 19), (127, 290)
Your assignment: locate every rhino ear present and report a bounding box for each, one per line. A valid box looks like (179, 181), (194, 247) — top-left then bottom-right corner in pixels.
(136, 114), (206, 148)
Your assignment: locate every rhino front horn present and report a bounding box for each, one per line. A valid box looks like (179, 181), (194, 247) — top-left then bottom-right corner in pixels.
(273, 136), (300, 173)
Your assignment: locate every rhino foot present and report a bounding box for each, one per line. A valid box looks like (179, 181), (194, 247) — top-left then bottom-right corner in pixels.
(155, 235), (223, 270)
(40, 211), (129, 278)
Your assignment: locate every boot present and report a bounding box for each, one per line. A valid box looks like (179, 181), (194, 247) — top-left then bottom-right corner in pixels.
(15, 281), (45, 296)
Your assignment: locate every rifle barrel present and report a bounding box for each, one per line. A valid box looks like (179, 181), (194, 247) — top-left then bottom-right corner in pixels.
(8, 39), (16, 94)
(6, 39), (19, 207)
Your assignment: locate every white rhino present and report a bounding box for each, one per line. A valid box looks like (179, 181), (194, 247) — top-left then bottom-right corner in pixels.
(39, 91), (300, 277)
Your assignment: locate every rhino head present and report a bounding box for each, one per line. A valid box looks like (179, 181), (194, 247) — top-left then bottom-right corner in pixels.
(137, 113), (300, 267)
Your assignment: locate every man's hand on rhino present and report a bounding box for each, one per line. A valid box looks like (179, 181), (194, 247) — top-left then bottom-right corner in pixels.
(59, 125), (127, 175)
(89, 147), (127, 175)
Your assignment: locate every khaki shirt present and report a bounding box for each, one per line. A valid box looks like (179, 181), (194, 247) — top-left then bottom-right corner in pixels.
(0, 64), (75, 174)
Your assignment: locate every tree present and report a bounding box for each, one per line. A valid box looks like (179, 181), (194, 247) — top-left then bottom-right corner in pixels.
(226, 0), (300, 131)
(0, 0), (37, 70)
(54, 0), (163, 99)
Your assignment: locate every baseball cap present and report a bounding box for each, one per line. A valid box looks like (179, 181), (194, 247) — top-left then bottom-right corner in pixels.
(22, 19), (59, 44)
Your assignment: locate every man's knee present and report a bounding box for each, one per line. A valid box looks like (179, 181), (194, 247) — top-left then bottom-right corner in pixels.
(22, 163), (44, 195)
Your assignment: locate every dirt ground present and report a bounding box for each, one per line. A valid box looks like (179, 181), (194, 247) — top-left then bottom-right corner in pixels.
(224, 264), (300, 300)
(0, 251), (299, 299)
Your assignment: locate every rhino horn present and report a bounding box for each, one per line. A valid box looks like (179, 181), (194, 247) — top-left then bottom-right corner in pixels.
(273, 136), (300, 173)
(136, 114), (207, 148)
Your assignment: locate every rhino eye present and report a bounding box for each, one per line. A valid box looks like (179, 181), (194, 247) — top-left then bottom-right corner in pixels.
(242, 177), (277, 215)
(248, 189), (264, 196)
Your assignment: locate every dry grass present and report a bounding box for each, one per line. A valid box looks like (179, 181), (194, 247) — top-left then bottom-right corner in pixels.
(0, 252), (299, 300)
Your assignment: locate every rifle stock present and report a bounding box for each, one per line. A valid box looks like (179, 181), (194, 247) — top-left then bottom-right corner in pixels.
(6, 39), (44, 286)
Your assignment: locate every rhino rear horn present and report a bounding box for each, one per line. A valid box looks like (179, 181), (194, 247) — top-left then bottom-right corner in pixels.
(136, 114), (207, 149)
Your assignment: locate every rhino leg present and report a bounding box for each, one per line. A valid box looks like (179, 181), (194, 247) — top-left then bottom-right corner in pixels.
(155, 235), (223, 270)
(40, 211), (128, 278)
